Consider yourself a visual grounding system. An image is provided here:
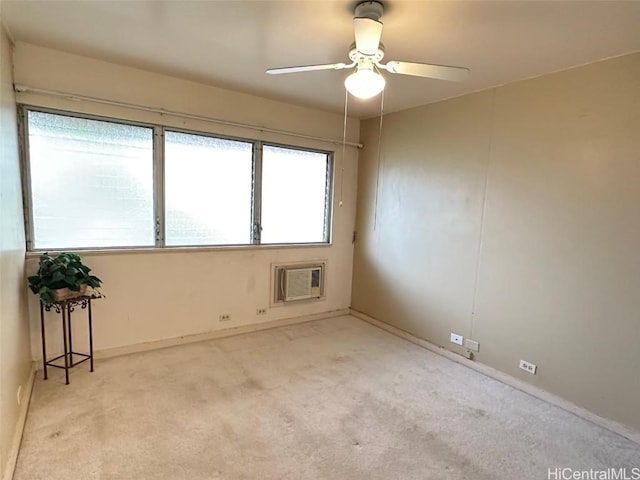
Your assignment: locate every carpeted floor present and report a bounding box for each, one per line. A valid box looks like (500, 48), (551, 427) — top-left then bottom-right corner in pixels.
(14, 316), (640, 479)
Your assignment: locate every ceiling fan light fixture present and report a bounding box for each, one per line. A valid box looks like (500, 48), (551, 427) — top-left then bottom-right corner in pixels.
(344, 68), (385, 99)
(266, 0), (470, 102)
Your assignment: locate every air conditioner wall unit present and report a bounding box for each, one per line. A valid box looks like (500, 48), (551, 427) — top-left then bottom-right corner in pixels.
(273, 261), (326, 304)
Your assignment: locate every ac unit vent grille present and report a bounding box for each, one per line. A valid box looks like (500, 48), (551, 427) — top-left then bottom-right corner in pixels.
(273, 262), (326, 304)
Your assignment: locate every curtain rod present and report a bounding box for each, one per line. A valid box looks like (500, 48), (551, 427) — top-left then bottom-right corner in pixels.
(14, 84), (363, 149)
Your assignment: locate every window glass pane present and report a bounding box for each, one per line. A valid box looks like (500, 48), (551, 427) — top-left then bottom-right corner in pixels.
(164, 131), (253, 246)
(27, 111), (154, 249)
(261, 145), (329, 244)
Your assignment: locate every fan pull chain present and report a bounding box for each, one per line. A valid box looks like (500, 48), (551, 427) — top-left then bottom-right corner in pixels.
(373, 88), (385, 230)
(339, 88), (349, 207)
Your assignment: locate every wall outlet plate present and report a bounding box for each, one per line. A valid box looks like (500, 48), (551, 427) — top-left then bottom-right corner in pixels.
(450, 333), (464, 346)
(256, 308), (267, 315)
(464, 339), (480, 352)
(219, 314), (231, 322)
(519, 359), (537, 374)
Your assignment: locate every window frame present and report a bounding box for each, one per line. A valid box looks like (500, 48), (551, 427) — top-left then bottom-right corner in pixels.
(162, 127), (257, 247)
(258, 141), (334, 245)
(19, 105), (334, 252)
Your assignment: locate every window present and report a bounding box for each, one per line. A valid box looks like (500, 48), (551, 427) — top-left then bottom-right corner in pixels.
(25, 111), (154, 249)
(164, 131), (253, 246)
(261, 145), (330, 244)
(21, 108), (332, 250)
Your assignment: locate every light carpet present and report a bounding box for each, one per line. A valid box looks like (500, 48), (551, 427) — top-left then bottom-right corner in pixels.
(14, 315), (640, 479)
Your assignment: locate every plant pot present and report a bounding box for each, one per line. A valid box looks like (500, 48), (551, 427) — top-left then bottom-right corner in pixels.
(52, 285), (88, 302)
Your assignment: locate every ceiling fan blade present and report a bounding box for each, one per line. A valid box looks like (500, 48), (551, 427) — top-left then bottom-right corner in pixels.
(383, 61), (470, 82)
(354, 17), (383, 55)
(266, 63), (350, 75)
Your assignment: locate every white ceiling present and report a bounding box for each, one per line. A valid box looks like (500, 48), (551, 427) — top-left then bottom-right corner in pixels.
(1, 1), (639, 118)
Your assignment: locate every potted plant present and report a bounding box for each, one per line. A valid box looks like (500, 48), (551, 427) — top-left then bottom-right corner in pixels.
(28, 252), (103, 304)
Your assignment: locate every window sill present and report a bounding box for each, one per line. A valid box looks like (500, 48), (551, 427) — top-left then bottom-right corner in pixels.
(25, 242), (333, 258)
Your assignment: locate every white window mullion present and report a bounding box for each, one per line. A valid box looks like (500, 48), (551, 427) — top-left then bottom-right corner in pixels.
(18, 106), (35, 250)
(323, 153), (334, 243)
(252, 141), (263, 245)
(154, 126), (165, 247)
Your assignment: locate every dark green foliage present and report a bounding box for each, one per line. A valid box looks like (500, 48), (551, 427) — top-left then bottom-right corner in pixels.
(28, 252), (103, 304)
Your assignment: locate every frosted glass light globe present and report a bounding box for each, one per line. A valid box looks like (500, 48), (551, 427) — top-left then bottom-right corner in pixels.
(344, 69), (385, 99)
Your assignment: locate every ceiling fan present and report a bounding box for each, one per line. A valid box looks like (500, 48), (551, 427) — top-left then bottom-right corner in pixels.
(266, 1), (470, 100)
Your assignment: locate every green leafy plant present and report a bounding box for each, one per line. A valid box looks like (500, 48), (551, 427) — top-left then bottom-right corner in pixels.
(28, 252), (103, 304)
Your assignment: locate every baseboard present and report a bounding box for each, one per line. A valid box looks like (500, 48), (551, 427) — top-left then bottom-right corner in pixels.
(350, 309), (640, 446)
(51, 308), (350, 362)
(2, 363), (36, 480)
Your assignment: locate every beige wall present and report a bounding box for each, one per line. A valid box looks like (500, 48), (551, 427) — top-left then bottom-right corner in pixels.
(0, 25), (32, 478)
(13, 43), (359, 358)
(353, 53), (640, 430)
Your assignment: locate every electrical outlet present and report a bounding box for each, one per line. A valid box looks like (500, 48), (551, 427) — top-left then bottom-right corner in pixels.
(17, 385), (22, 406)
(219, 314), (231, 322)
(464, 339), (480, 352)
(450, 333), (464, 346)
(256, 308), (267, 315)
(519, 359), (537, 374)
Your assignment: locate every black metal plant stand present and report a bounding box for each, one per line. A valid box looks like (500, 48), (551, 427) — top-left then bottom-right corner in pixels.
(39, 296), (96, 385)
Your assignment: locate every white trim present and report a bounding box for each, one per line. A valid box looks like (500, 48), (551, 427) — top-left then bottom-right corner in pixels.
(350, 309), (640, 446)
(32, 309), (350, 363)
(2, 364), (36, 480)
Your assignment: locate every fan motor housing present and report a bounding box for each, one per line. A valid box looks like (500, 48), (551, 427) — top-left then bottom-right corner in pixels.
(348, 43), (385, 62)
(355, 1), (384, 21)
